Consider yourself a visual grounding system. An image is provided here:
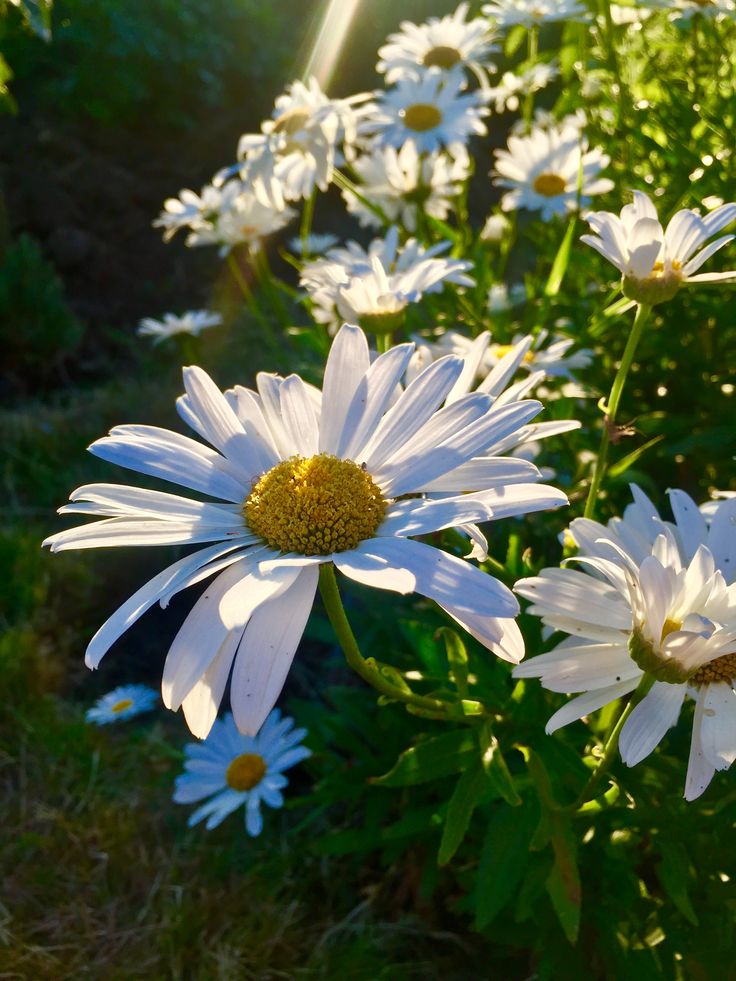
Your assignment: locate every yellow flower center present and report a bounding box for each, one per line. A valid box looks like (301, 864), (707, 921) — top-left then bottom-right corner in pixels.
(402, 103), (443, 132)
(532, 173), (567, 197)
(423, 45), (462, 70)
(272, 108), (311, 136)
(492, 344), (535, 363)
(111, 699), (133, 713)
(226, 753), (267, 791)
(660, 617), (682, 641)
(244, 454), (387, 556)
(690, 652), (736, 687)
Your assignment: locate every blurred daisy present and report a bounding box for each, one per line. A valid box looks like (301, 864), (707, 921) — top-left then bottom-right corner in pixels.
(86, 684), (158, 725)
(377, 3), (498, 86)
(493, 121), (614, 220)
(344, 143), (469, 232)
(510, 108), (587, 137)
(480, 213), (511, 242)
(514, 487), (736, 800)
(174, 710), (310, 835)
(581, 191), (736, 305)
(301, 226), (474, 331)
(637, 0), (736, 21)
(486, 64), (558, 114)
(288, 233), (340, 256)
(154, 182), (234, 243)
(483, 0), (590, 27)
(187, 188), (296, 255)
(231, 78), (372, 202)
(362, 71), (488, 163)
(137, 311), (222, 345)
(45, 324), (568, 738)
(487, 282), (527, 312)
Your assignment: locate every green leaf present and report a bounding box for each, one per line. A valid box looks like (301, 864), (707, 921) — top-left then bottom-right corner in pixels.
(608, 434), (665, 478)
(371, 729), (477, 787)
(479, 724), (521, 806)
(546, 820), (582, 944)
(544, 214), (577, 297)
(505, 23), (526, 57)
(438, 627), (469, 697)
(473, 802), (539, 930)
(0, 55), (16, 115)
(656, 840), (699, 926)
(576, 780), (620, 814)
(437, 758), (487, 866)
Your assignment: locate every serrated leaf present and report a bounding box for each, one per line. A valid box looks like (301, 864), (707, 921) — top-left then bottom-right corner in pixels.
(437, 758), (487, 866)
(371, 729), (477, 787)
(473, 802), (539, 930)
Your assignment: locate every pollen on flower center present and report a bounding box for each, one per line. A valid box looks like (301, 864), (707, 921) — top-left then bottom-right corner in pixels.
(244, 454), (387, 556)
(226, 752), (267, 791)
(423, 45), (462, 70)
(402, 103), (444, 132)
(690, 652), (736, 687)
(532, 172), (567, 197)
(111, 699), (133, 713)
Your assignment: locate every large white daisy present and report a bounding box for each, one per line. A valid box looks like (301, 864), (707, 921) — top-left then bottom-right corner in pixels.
(514, 487), (736, 800)
(377, 3), (498, 86)
(493, 121), (614, 220)
(581, 191), (736, 305)
(482, 0), (590, 27)
(44, 325), (568, 739)
(361, 71), (488, 162)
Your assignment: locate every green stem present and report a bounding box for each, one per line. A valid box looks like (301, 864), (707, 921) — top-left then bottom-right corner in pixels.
(332, 169), (392, 227)
(522, 25), (539, 126)
(583, 302), (651, 519)
(318, 564), (453, 715)
(300, 189), (317, 256)
(563, 673), (655, 813)
(376, 332), (393, 354)
(227, 250), (278, 350)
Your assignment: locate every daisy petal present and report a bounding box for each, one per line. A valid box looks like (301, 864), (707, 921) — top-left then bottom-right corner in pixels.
(619, 682), (685, 767)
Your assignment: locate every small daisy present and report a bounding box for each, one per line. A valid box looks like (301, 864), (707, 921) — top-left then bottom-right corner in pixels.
(174, 710), (310, 835)
(137, 311), (222, 345)
(377, 3), (498, 86)
(493, 121), (614, 220)
(482, 0), (591, 27)
(187, 189), (296, 255)
(344, 143), (470, 232)
(86, 684), (158, 725)
(487, 282), (528, 312)
(514, 487), (736, 800)
(154, 182), (232, 243)
(234, 78), (373, 202)
(362, 71), (488, 163)
(486, 64), (558, 114)
(581, 191), (736, 305)
(45, 324), (569, 738)
(480, 213), (511, 242)
(288, 233), (340, 256)
(301, 227), (474, 332)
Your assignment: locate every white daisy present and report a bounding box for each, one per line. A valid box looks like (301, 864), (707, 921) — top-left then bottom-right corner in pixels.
(482, 0), (591, 27)
(301, 227), (474, 332)
(187, 188), (297, 255)
(137, 311), (222, 345)
(233, 78), (373, 202)
(636, 0), (736, 21)
(487, 283), (528, 312)
(509, 108), (587, 137)
(514, 487), (736, 800)
(288, 233), (340, 256)
(86, 684), (158, 725)
(493, 121), (614, 220)
(361, 71), (488, 163)
(344, 143), (470, 233)
(44, 324), (569, 738)
(376, 3), (498, 86)
(480, 213), (511, 242)
(486, 64), (558, 114)
(154, 182), (233, 243)
(173, 710), (310, 835)
(581, 191), (736, 304)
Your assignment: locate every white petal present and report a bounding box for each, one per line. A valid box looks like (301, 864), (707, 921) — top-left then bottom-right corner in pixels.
(230, 565), (319, 735)
(181, 629), (241, 739)
(681, 235), (734, 276)
(445, 332), (491, 405)
(473, 484), (569, 521)
(619, 682), (685, 767)
(377, 496), (494, 538)
(43, 517), (251, 551)
(477, 336), (534, 398)
(180, 367), (256, 480)
(701, 682), (736, 770)
(685, 692), (716, 800)
(668, 489), (708, 562)
(279, 374), (320, 456)
(545, 679), (637, 734)
(663, 209), (707, 264)
(319, 323), (371, 454)
(707, 497), (736, 584)
(61, 483), (243, 525)
(421, 456), (540, 492)
(626, 217), (664, 278)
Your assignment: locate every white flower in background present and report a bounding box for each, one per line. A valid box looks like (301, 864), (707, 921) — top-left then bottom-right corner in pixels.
(581, 191), (736, 304)
(609, 3), (654, 24)
(514, 487), (736, 800)
(493, 121), (614, 220)
(137, 310), (222, 345)
(362, 71), (489, 163)
(301, 227), (474, 331)
(377, 3), (498, 86)
(486, 64), (558, 114)
(344, 143), (470, 232)
(487, 282), (527, 312)
(510, 107), (587, 136)
(45, 324), (569, 738)
(701, 491), (736, 519)
(480, 213), (510, 242)
(231, 78), (373, 202)
(86, 684), (158, 725)
(483, 0), (591, 27)
(187, 189), (297, 255)
(636, 0), (736, 21)
(174, 710), (310, 835)
(154, 182), (236, 243)
(288, 233), (340, 256)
